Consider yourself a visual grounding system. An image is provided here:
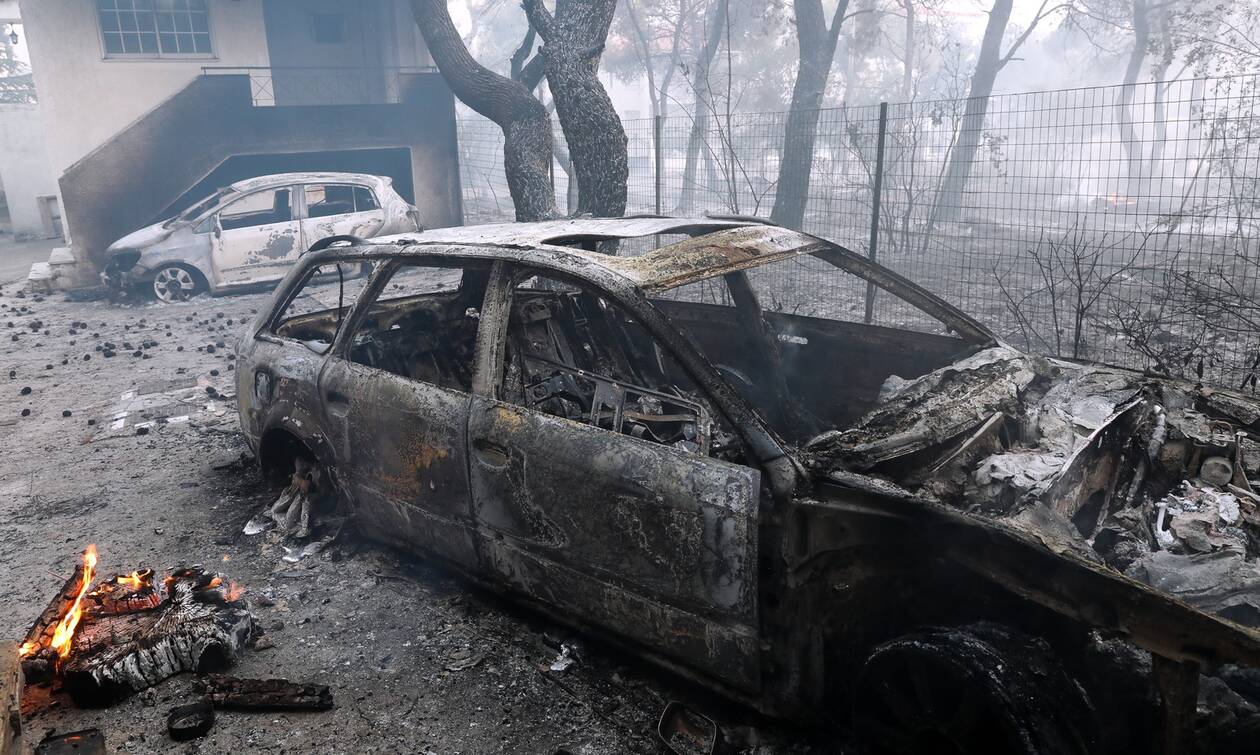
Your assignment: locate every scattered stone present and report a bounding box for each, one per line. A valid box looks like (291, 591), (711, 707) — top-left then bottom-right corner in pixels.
(19, 386), (30, 395)
(62, 410), (72, 417)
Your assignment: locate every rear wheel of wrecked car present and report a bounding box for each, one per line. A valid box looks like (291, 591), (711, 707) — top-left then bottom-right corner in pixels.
(853, 623), (1097, 755)
(151, 264), (205, 303)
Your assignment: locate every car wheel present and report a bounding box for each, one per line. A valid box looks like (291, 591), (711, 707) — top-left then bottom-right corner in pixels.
(151, 265), (204, 304)
(853, 623), (1097, 755)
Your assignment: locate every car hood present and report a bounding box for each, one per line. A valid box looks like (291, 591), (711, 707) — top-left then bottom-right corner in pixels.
(805, 344), (1260, 627)
(108, 220), (182, 254)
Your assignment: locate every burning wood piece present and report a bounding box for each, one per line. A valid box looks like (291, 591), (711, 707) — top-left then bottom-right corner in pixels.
(193, 675), (334, 711)
(19, 547), (98, 685)
(61, 568), (253, 707)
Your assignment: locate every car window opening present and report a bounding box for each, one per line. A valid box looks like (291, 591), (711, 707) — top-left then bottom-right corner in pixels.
(346, 263), (488, 392)
(504, 272), (743, 461)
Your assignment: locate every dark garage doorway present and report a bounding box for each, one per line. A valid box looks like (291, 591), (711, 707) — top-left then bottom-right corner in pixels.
(155, 147), (415, 223)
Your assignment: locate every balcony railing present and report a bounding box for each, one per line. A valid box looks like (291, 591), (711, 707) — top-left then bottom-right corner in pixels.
(201, 66), (438, 107)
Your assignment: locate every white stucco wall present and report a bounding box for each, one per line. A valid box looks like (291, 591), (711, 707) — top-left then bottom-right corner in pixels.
(18, 0), (272, 177)
(0, 103), (56, 238)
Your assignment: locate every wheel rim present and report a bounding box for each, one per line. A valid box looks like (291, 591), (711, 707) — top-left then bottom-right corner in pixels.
(153, 267), (196, 303)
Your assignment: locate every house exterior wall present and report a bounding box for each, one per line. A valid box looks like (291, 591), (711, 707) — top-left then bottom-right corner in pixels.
(17, 0), (272, 180)
(0, 103), (57, 238)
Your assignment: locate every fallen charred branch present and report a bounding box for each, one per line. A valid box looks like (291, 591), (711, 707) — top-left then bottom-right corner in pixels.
(193, 675), (333, 711)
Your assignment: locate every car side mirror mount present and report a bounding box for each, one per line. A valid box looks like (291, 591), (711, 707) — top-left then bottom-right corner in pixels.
(212, 215), (222, 239)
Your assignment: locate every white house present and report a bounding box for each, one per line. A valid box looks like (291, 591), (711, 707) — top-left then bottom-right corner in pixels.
(19, 0), (462, 288)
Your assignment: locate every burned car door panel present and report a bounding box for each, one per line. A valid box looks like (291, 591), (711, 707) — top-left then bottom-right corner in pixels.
(465, 268), (762, 688)
(213, 186), (302, 285)
(318, 261), (491, 567)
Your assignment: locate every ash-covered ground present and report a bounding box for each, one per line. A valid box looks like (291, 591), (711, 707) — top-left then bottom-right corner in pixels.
(0, 276), (824, 754)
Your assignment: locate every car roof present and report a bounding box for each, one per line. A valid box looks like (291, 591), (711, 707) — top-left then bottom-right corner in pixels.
(364, 216), (811, 291)
(228, 172), (388, 194)
(339, 216), (993, 343)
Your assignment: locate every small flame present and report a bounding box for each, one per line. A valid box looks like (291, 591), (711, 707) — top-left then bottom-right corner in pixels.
(225, 582), (244, 601)
(116, 570), (146, 590)
(49, 545), (97, 659)
(18, 641), (37, 657)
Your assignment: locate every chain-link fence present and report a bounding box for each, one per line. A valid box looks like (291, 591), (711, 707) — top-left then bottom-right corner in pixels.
(457, 75), (1260, 390)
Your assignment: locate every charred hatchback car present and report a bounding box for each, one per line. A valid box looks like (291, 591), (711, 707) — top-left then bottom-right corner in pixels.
(102, 172), (419, 303)
(237, 218), (1260, 753)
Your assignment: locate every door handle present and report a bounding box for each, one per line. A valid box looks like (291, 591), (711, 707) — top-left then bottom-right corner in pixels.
(471, 438), (510, 469)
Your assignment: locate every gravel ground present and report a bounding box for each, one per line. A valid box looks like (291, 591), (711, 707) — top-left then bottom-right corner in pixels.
(0, 279), (826, 754)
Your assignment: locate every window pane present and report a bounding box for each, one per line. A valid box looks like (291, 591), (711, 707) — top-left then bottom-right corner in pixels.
(305, 185), (357, 219)
(190, 11), (208, 33)
(354, 187), (379, 212)
(139, 31), (158, 53)
(117, 0), (134, 9)
(273, 263), (374, 346)
(311, 13), (347, 44)
(348, 263), (485, 392)
(121, 32), (141, 53)
(97, 0), (120, 9)
(192, 33), (210, 53)
(156, 13), (173, 31)
(158, 32), (176, 51)
(505, 272), (718, 454)
(136, 11), (155, 31)
(172, 13), (190, 32)
(119, 12), (137, 31)
(219, 189), (291, 231)
(100, 12), (120, 32)
(103, 33), (124, 54)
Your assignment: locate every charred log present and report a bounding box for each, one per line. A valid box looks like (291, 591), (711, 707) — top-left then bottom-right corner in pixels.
(194, 675), (334, 711)
(61, 569), (252, 707)
(20, 565), (87, 684)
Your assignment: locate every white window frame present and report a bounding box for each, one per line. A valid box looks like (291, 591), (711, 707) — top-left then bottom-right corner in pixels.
(96, 0), (217, 61)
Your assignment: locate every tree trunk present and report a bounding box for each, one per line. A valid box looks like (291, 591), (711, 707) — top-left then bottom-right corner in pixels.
(411, 0), (556, 221)
(928, 0), (1013, 226)
(677, 0), (728, 214)
(1116, 0), (1150, 197)
(524, 0), (628, 218)
(623, 0), (661, 118)
(901, 0), (915, 99)
(769, 0), (849, 230)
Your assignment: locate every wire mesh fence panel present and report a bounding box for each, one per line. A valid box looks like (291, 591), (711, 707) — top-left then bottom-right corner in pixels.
(455, 76), (1260, 391)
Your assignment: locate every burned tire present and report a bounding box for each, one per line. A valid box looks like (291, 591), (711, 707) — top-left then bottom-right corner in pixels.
(853, 623), (1098, 755)
(150, 264), (205, 303)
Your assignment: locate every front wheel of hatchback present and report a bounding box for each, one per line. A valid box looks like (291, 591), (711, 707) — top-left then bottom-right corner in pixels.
(151, 265), (205, 303)
(853, 623), (1098, 755)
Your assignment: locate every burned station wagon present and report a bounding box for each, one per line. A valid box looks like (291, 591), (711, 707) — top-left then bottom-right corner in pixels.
(237, 217), (1260, 753)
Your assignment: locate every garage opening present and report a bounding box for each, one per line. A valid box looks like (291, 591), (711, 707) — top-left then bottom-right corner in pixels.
(155, 148), (415, 223)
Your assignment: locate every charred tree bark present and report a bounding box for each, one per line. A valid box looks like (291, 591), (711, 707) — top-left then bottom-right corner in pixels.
(411, 0), (557, 221)
(769, 0), (850, 230)
(20, 565), (86, 684)
(677, 0), (728, 214)
(523, 0), (628, 218)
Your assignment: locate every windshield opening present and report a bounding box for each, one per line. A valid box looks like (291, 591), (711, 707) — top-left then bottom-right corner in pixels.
(649, 252), (975, 443)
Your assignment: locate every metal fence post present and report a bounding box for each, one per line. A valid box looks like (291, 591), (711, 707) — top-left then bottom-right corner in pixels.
(864, 101), (889, 325)
(654, 115), (663, 216)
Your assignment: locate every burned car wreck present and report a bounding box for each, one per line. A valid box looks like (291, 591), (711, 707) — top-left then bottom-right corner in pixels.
(236, 217), (1260, 753)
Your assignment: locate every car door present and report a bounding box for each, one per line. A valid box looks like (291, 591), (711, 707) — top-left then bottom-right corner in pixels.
(299, 183), (387, 248)
(317, 258), (487, 568)
(211, 186), (302, 285)
(465, 266), (763, 693)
